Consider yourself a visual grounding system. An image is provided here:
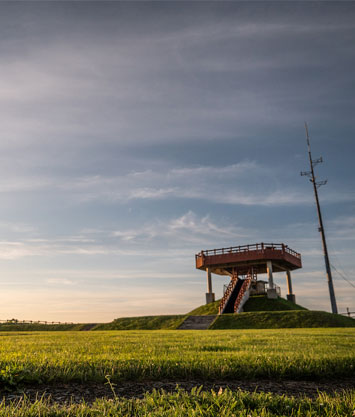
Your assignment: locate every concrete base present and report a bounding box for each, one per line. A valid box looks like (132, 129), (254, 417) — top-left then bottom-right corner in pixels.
(205, 293), (215, 304)
(287, 294), (296, 304)
(267, 288), (277, 299)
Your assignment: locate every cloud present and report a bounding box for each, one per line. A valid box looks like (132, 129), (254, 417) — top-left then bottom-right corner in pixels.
(328, 215), (355, 240)
(46, 278), (75, 286)
(4, 162), (349, 208)
(111, 210), (248, 248)
(1, 3), (354, 156)
(0, 211), (246, 260)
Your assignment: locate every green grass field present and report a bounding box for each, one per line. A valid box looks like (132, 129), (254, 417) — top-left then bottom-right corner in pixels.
(1, 389), (354, 416)
(0, 328), (354, 388)
(0, 329), (354, 415)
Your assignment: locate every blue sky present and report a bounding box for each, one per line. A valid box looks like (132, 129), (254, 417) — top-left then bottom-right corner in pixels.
(0, 2), (354, 322)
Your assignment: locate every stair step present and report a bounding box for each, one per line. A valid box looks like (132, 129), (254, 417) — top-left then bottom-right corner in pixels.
(178, 315), (216, 330)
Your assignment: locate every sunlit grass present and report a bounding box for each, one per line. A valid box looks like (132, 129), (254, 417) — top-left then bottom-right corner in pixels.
(0, 388), (354, 416)
(0, 328), (354, 387)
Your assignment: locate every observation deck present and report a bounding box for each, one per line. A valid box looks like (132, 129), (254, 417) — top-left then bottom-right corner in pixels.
(195, 242), (302, 276)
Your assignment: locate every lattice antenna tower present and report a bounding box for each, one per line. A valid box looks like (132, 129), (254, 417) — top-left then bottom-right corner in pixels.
(300, 123), (338, 313)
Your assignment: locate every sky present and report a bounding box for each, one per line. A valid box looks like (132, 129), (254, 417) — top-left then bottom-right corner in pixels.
(0, 1), (354, 322)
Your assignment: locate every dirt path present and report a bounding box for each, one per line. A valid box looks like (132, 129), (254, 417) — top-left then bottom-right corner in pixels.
(1, 379), (354, 404)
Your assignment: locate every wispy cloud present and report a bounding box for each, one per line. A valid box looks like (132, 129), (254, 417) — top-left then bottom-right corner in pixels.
(2, 161), (351, 208)
(0, 211), (247, 260)
(112, 210), (246, 245)
(5, 162), (351, 208)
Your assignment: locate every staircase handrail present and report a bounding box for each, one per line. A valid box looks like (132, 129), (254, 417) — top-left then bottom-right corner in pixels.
(218, 276), (238, 314)
(234, 277), (252, 313)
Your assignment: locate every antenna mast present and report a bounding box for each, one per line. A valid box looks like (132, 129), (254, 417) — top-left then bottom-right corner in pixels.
(301, 123), (338, 313)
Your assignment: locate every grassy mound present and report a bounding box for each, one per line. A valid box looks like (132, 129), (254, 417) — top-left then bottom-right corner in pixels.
(95, 315), (186, 330)
(210, 310), (355, 329)
(0, 323), (85, 331)
(188, 295), (306, 316)
(188, 300), (220, 315)
(243, 295), (306, 312)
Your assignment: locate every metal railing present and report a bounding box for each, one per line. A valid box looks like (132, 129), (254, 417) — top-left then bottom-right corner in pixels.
(219, 275), (238, 314)
(339, 310), (355, 318)
(234, 277), (252, 313)
(196, 243), (301, 260)
(0, 319), (74, 325)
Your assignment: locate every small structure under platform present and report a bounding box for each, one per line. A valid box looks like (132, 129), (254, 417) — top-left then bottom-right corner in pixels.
(195, 243), (302, 314)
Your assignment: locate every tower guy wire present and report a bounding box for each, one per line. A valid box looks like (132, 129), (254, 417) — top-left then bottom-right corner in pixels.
(301, 123), (338, 314)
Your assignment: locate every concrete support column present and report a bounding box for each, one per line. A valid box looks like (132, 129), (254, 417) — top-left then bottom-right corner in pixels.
(266, 261), (274, 289)
(286, 270), (293, 294)
(266, 261), (277, 299)
(286, 270), (296, 303)
(205, 268), (215, 304)
(207, 268), (212, 293)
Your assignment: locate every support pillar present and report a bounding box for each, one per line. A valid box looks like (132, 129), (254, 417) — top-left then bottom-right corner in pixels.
(205, 268), (215, 304)
(286, 270), (296, 303)
(266, 261), (274, 289)
(266, 261), (277, 299)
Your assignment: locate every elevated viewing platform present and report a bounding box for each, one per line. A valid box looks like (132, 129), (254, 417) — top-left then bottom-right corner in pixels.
(195, 243), (301, 275)
(195, 243), (302, 309)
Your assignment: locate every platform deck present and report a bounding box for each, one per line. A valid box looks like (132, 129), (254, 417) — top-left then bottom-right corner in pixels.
(195, 243), (302, 275)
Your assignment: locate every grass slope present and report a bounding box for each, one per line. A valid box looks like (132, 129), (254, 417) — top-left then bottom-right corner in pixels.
(188, 300), (220, 315)
(0, 323), (85, 332)
(211, 310), (355, 329)
(0, 389), (354, 416)
(94, 315), (186, 330)
(243, 295), (306, 311)
(188, 295), (306, 316)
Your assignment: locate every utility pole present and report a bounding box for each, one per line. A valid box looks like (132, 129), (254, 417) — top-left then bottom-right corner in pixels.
(301, 123), (338, 314)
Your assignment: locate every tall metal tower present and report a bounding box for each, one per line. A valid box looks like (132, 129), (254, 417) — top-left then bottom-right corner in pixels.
(301, 123), (338, 314)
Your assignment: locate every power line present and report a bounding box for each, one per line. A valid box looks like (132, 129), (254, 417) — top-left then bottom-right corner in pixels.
(327, 236), (355, 290)
(331, 263), (355, 289)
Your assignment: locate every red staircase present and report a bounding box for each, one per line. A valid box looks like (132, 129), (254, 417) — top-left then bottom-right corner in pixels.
(218, 273), (238, 314)
(234, 269), (256, 313)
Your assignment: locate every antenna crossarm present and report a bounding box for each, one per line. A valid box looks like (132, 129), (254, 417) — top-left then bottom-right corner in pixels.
(312, 157), (323, 167)
(316, 180), (327, 189)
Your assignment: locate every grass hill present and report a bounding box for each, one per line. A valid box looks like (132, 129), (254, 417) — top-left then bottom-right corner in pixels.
(243, 295), (307, 312)
(188, 295), (306, 315)
(94, 310), (355, 330)
(94, 315), (186, 330)
(187, 296), (354, 329)
(210, 310), (355, 329)
(1, 296), (353, 332)
(188, 299), (221, 315)
(0, 322), (85, 331)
